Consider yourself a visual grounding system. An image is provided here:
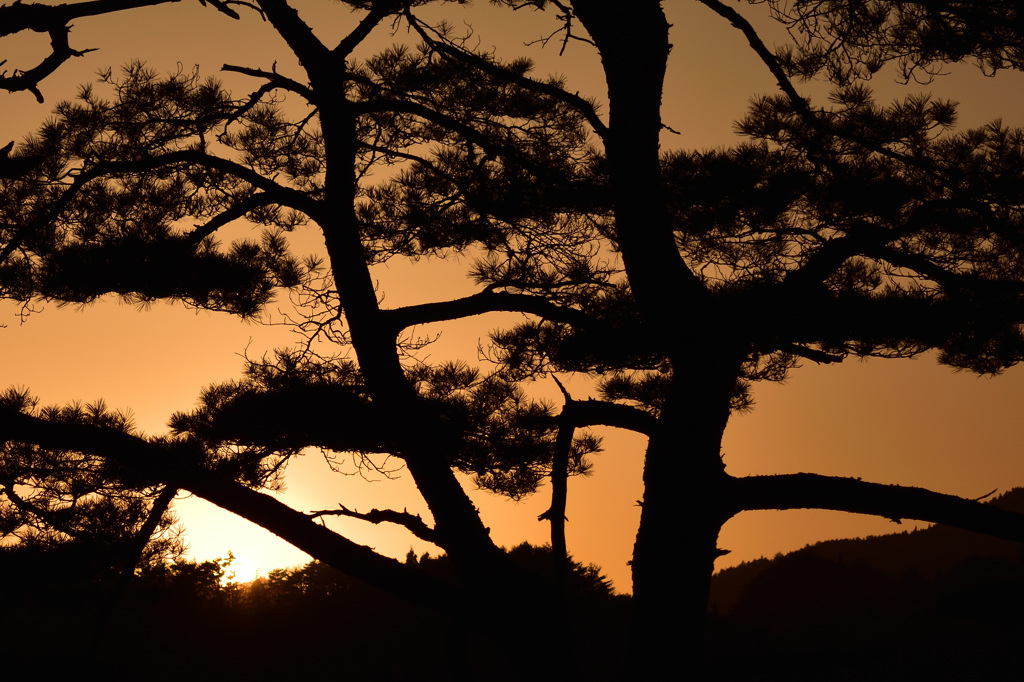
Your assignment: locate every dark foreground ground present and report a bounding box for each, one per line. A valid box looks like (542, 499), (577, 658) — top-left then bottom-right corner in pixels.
(7, 492), (1024, 681)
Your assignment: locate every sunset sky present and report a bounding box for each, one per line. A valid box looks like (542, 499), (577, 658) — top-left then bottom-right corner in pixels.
(4, 0), (1024, 593)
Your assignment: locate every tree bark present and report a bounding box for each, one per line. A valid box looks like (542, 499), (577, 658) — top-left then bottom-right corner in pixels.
(630, 352), (740, 672)
(569, 0), (734, 670)
(570, 0), (707, 329)
(311, 60), (513, 592)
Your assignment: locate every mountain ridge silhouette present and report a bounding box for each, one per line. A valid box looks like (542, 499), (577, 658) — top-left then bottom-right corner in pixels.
(707, 487), (1024, 679)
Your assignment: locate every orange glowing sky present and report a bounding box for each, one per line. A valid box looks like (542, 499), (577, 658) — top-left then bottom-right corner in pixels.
(4, 1), (1024, 591)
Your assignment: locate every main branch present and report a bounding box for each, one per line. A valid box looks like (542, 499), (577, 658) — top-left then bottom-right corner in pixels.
(381, 289), (590, 332)
(731, 472), (1024, 541)
(0, 0), (245, 101)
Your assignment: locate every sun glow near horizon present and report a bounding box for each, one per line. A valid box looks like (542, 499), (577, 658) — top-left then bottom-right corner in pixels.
(221, 553), (260, 585)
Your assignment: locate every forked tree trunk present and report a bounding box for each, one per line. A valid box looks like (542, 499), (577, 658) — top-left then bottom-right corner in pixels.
(568, 1), (736, 669)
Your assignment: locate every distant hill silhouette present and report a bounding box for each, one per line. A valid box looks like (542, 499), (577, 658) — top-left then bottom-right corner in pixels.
(707, 488), (1024, 679)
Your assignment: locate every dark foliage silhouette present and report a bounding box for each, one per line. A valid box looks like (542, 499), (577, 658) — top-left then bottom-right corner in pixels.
(5, 0), (1024, 673)
(0, 541), (625, 680)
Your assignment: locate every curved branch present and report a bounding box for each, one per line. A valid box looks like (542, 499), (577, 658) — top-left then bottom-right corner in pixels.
(1, 480), (87, 538)
(698, 0), (942, 172)
(780, 221), (895, 292)
(780, 342), (845, 364)
(2, 149), (319, 266)
(381, 289), (591, 333)
(184, 191), (278, 245)
(0, 0), (175, 36)
(179, 461), (459, 611)
(76, 149), (317, 218)
(107, 483), (178, 606)
(731, 473), (1024, 541)
(0, 22), (92, 102)
(254, 0), (330, 74)
(696, 0), (817, 128)
(0, 0), (244, 101)
(308, 504), (438, 544)
(562, 398), (658, 437)
(765, 290), (1024, 354)
(404, 9), (608, 139)
(782, 196), (1001, 294)
(87, 149), (320, 216)
(332, 2), (392, 59)
(874, 244), (1024, 299)
(353, 98), (550, 171)
(221, 64), (316, 105)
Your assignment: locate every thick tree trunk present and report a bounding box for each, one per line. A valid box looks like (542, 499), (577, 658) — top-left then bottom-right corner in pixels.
(630, 355), (738, 674)
(569, 1), (735, 670)
(570, 0), (706, 313)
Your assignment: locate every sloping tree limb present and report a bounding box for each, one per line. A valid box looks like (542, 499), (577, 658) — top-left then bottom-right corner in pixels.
(116, 483), (177, 575)
(0, 0), (245, 101)
(0, 0), (176, 36)
(767, 293), (1024, 350)
(254, 0), (331, 74)
(730, 472), (1024, 540)
(308, 504), (438, 544)
(781, 195), (1009, 295)
(381, 289), (592, 332)
(872, 245), (1024, 297)
(697, 0), (817, 128)
(1, 150), (318, 268)
(184, 191), (281, 245)
(105, 483), (178, 607)
(352, 97), (575, 181)
(2, 479), (95, 538)
(331, 0), (394, 59)
(765, 0), (1024, 81)
(780, 221), (897, 292)
(26, 148), (318, 230)
(84, 150), (321, 216)
(220, 64), (316, 110)
(561, 398), (658, 436)
(700, 0), (948, 172)
(780, 342), (845, 364)
(403, 9), (609, 139)
(0, 22), (94, 102)
(0, 404), (462, 612)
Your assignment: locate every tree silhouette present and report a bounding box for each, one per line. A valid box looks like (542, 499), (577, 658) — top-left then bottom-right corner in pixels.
(0, 389), (182, 573)
(5, 0), (1024, 674)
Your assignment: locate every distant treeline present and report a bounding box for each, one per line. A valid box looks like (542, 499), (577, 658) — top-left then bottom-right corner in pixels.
(707, 488), (1024, 679)
(0, 542), (629, 680)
